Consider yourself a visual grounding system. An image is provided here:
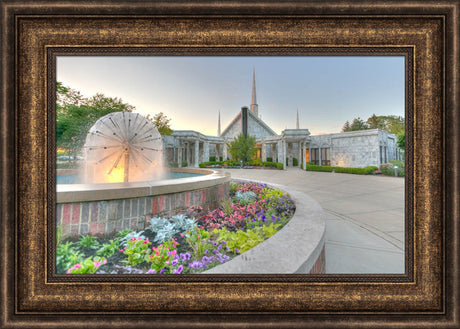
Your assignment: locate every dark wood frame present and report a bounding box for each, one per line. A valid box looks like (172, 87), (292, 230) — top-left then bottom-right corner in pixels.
(1, 1), (458, 328)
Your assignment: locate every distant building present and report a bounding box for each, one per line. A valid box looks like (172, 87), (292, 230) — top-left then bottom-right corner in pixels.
(162, 71), (403, 169)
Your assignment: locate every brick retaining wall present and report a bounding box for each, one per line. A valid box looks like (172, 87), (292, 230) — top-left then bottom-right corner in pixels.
(56, 182), (230, 238)
(308, 245), (326, 274)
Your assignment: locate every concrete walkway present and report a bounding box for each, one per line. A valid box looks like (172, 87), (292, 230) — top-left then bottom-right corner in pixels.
(215, 167), (405, 274)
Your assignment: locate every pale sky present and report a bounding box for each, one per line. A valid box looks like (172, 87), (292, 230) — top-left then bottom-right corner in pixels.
(56, 56), (405, 136)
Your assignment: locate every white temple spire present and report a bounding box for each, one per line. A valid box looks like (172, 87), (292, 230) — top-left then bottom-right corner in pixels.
(296, 108), (299, 129)
(217, 110), (221, 136)
(250, 67), (258, 116)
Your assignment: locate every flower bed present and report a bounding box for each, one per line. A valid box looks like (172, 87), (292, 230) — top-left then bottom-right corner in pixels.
(57, 180), (296, 275)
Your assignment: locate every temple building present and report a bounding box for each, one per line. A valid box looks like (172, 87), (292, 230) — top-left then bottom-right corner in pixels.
(162, 70), (403, 169)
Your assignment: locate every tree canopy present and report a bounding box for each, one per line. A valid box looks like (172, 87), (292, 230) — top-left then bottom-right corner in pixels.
(146, 112), (173, 136)
(342, 114), (405, 135)
(228, 133), (257, 162)
(56, 83), (134, 158)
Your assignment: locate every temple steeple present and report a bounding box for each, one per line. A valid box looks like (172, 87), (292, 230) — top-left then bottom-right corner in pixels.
(250, 68), (258, 116)
(296, 108), (299, 129)
(217, 110), (221, 136)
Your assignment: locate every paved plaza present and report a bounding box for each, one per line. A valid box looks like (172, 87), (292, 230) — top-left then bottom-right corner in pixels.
(216, 167), (405, 274)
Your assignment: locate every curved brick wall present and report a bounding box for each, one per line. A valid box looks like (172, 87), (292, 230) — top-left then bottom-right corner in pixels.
(56, 169), (230, 238)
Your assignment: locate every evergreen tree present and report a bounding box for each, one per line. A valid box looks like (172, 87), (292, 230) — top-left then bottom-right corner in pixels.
(350, 117), (369, 131)
(342, 120), (351, 132)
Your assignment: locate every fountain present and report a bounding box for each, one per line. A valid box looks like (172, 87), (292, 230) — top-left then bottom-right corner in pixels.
(82, 112), (164, 183)
(56, 111), (231, 239)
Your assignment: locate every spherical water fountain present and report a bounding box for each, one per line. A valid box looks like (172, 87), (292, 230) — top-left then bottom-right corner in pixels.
(82, 112), (164, 183)
(56, 111), (231, 239)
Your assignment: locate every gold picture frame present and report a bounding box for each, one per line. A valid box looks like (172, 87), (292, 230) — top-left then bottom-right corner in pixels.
(1, 1), (458, 328)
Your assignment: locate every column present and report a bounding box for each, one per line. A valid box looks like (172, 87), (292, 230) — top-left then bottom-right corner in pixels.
(272, 144), (277, 162)
(298, 142), (302, 168)
(277, 141), (283, 165)
(194, 140), (199, 168)
(302, 142), (307, 170)
(178, 141), (182, 168)
(283, 141), (287, 170)
(203, 141), (210, 163)
(223, 143), (228, 161)
(318, 147), (322, 166)
(215, 144), (220, 161)
(261, 142), (267, 162)
(187, 143), (191, 166)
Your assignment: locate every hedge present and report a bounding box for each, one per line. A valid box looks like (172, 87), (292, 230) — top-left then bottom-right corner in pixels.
(306, 164), (333, 172)
(334, 166), (378, 175)
(199, 160), (284, 170)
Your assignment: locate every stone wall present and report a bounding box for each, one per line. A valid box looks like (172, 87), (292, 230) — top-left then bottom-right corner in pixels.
(330, 132), (380, 167)
(57, 182), (230, 239)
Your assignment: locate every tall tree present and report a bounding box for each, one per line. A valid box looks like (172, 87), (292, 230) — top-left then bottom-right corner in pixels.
(350, 117), (369, 131)
(84, 93), (135, 113)
(367, 114), (384, 129)
(397, 132), (405, 150)
(146, 112), (173, 135)
(228, 133), (257, 162)
(342, 120), (351, 132)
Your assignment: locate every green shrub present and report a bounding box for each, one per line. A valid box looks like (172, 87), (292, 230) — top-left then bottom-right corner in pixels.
(389, 160), (405, 177)
(56, 241), (84, 274)
(276, 162), (284, 170)
(293, 158), (298, 166)
(248, 158), (262, 166)
(168, 161), (178, 168)
(306, 164), (333, 172)
(380, 161), (405, 177)
(76, 235), (100, 250)
(224, 160), (241, 167)
(334, 166), (378, 175)
(266, 157), (273, 162)
(209, 156), (216, 162)
(181, 160), (188, 167)
(262, 161), (278, 168)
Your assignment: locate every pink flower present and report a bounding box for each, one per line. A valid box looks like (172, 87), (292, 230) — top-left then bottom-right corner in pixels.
(74, 263), (81, 269)
(103, 259), (107, 264)
(66, 269), (71, 274)
(120, 249), (124, 252)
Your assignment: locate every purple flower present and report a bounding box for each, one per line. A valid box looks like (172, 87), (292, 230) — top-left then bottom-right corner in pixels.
(173, 265), (183, 274)
(235, 248), (239, 253)
(213, 249), (218, 254)
(171, 259), (178, 266)
(159, 268), (166, 274)
(147, 269), (156, 274)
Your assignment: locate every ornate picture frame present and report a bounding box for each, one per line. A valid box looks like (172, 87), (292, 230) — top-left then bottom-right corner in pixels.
(1, 1), (458, 328)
